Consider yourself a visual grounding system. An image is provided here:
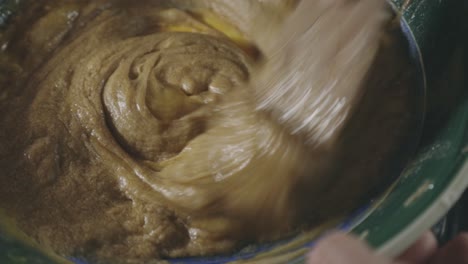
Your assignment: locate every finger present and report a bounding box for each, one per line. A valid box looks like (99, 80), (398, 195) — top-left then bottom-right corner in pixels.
(397, 231), (438, 264)
(307, 232), (391, 264)
(430, 233), (468, 264)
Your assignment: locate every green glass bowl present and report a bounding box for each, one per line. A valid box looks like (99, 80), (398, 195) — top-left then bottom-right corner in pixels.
(0, 0), (467, 263)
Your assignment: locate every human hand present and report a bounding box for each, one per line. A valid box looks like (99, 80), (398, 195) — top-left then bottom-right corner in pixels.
(307, 231), (468, 264)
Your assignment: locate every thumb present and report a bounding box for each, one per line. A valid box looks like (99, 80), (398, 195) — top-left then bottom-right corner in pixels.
(307, 232), (392, 264)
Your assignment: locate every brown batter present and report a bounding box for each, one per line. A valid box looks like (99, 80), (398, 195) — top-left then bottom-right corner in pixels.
(0, 1), (420, 263)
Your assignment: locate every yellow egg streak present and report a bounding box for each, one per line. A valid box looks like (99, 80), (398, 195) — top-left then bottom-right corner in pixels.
(164, 9), (260, 59)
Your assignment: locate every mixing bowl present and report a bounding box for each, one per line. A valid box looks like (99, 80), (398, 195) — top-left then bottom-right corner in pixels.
(0, 0), (467, 263)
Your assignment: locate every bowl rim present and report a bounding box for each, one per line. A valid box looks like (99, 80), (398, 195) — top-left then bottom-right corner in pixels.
(377, 159), (468, 257)
(374, 4), (468, 255)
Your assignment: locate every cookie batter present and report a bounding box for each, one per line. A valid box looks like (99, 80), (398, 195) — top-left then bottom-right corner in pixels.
(0, 1), (419, 263)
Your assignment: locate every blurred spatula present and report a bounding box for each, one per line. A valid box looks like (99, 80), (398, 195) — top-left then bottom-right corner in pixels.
(253, 0), (388, 147)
